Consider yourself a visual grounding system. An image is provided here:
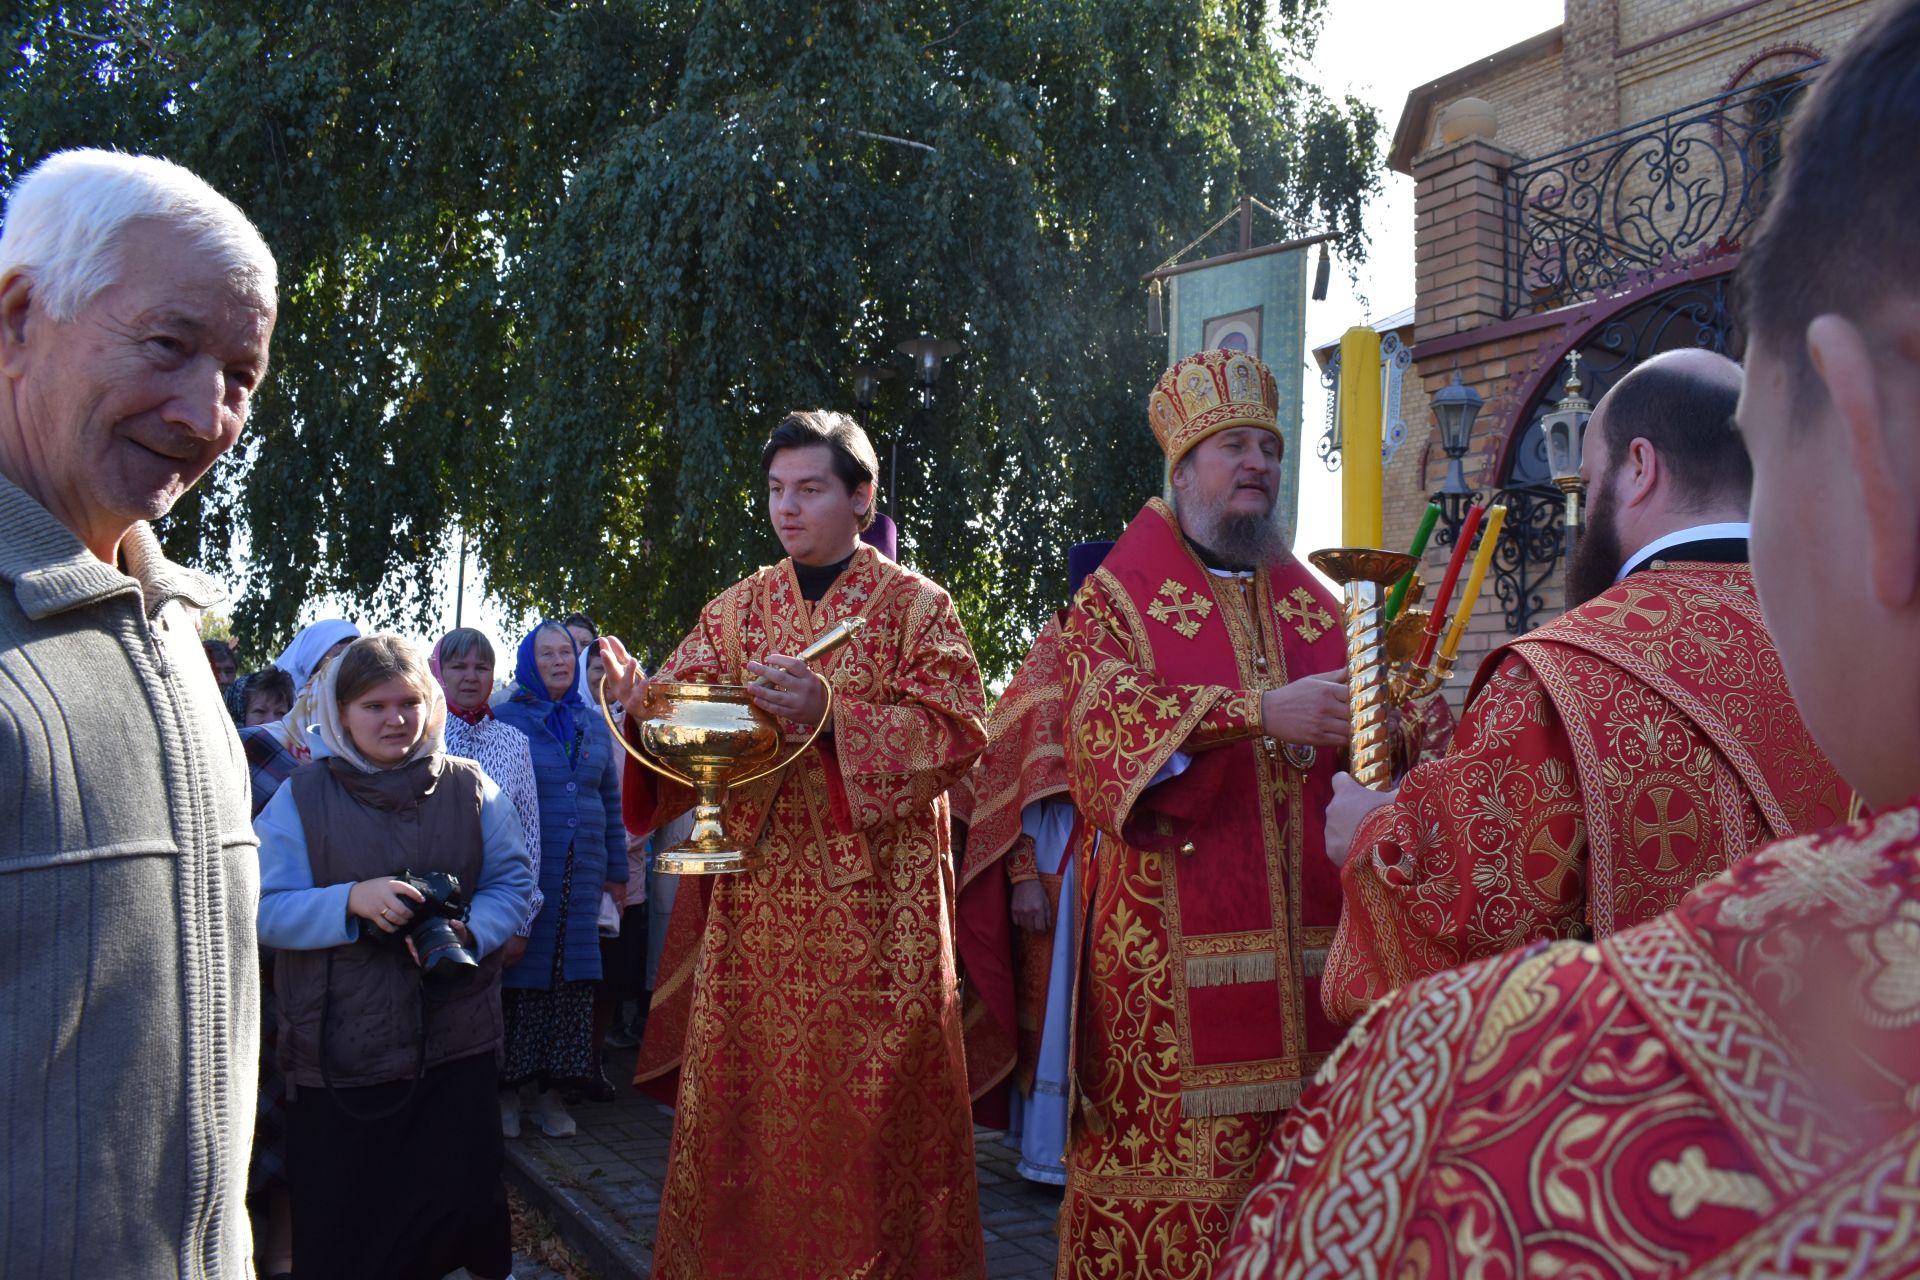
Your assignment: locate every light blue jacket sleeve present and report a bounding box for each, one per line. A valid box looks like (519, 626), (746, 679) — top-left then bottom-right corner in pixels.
(255, 784), (360, 950)
(468, 776), (535, 958)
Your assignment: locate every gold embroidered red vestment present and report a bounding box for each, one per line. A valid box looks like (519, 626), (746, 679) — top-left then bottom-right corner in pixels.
(1325, 562), (1852, 1023)
(1214, 797), (1920, 1279)
(956, 612), (1073, 1126)
(1055, 499), (1346, 1280)
(623, 544), (989, 1280)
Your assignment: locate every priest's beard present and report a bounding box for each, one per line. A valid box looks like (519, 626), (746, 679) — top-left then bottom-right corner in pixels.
(1177, 490), (1288, 569)
(1566, 473), (1625, 606)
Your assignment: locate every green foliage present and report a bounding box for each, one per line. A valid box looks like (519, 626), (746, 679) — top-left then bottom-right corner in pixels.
(2, 0), (1380, 679)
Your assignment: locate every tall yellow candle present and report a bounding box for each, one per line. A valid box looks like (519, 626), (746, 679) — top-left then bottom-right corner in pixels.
(1337, 326), (1383, 548)
(1440, 502), (1507, 661)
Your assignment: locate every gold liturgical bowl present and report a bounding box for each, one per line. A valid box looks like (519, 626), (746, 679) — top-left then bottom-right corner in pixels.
(598, 616), (863, 875)
(631, 682), (784, 875)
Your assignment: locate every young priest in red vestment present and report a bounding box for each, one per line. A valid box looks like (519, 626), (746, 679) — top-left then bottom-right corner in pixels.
(1213, 4), (1920, 1273)
(1320, 349), (1852, 1024)
(1053, 349), (1352, 1280)
(601, 410), (988, 1280)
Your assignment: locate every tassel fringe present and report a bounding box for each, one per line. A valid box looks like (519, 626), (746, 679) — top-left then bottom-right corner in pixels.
(1185, 950), (1277, 988)
(1182, 1078), (1304, 1118)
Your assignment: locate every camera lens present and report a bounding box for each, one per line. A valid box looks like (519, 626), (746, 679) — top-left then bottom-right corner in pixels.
(413, 916), (480, 979)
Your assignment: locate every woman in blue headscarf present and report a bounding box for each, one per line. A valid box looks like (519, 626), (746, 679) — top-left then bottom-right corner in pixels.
(492, 620), (629, 1138)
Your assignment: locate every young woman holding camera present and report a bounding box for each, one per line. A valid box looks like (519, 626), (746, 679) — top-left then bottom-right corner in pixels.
(255, 634), (534, 1280)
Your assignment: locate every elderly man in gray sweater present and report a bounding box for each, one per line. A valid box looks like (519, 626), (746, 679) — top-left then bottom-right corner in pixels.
(0, 151), (277, 1277)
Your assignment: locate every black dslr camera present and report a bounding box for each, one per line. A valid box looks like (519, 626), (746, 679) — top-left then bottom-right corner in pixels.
(391, 870), (479, 979)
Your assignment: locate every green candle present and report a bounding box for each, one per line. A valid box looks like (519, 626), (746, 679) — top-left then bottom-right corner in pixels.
(1385, 503), (1442, 621)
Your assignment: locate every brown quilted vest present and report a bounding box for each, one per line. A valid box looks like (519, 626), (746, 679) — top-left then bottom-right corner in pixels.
(275, 753), (504, 1088)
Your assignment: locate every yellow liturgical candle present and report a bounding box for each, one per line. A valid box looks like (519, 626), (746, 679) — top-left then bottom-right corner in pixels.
(1337, 326), (1384, 548)
(1440, 502), (1507, 661)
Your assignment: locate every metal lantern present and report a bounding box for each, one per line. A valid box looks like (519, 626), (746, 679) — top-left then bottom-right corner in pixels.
(850, 363), (894, 430)
(895, 333), (961, 395)
(1431, 370), (1484, 495)
(1539, 353), (1593, 556)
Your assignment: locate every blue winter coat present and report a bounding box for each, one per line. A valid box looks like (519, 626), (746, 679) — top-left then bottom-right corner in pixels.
(493, 701), (628, 987)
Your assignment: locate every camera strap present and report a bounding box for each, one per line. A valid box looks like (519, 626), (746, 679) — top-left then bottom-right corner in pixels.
(317, 949), (431, 1121)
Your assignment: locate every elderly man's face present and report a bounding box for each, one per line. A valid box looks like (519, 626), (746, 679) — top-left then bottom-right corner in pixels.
(1, 218), (274, 553)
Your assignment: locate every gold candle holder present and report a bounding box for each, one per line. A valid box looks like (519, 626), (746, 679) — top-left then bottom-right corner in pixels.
(1309, 548), (1418, 789)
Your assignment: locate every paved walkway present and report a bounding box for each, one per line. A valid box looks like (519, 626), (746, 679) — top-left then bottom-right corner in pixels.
(505, 1045), (1063, 1279)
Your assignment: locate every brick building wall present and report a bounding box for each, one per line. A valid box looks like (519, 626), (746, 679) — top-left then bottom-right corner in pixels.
(1378, 0), (1886, 710)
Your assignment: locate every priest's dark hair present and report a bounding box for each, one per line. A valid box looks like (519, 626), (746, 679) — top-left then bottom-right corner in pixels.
(759, 409), (879, 530)
(1596, 350), (1751, 509)
(1739, 0), (1920, 412)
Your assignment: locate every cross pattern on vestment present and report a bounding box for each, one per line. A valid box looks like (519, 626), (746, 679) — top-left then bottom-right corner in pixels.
(1529, 823), (1585, 901)
(1587, 587), (1669, 630)
(1634, 785), (1700, 872)
(1276, 587), (1335, 643)
(1147, 579), (1214, 640)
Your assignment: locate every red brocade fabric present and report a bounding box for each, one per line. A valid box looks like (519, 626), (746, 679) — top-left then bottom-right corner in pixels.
(955, 614), (1073, 1126)
(1054, 499), (1346, 1280)
(1324, 563), (1852, 1025)
(623, 545), (989, 1280)
(1214, 798), (1920, 1280)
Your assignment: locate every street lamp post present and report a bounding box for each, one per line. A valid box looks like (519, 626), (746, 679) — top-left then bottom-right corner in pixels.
(889, 332), (961, 517)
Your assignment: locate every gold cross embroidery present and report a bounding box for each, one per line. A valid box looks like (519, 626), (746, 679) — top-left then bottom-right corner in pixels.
(1588, 587), (1668, 630)
(1529, 824), (1585, 901)
(1276, 587), (1335, 643)
(1634, 785), (1700, 873)
(1147, 579), (1214, 640)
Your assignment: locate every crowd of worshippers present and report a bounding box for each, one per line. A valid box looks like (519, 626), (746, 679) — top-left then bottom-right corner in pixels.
(5, 4), (1920, 1278)
(193, 613), (668, 1279)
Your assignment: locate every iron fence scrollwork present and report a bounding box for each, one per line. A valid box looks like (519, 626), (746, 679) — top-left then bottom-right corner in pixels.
(1503, 68), (1819, 317)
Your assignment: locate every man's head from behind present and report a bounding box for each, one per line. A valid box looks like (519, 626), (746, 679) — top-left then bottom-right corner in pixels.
(0, 150), (278, 560)
(1565, 349), (1750, 605)
(1737, 0), (1920, 810)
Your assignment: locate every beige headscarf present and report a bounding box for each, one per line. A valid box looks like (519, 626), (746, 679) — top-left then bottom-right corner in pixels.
(307, 638), (449, 774)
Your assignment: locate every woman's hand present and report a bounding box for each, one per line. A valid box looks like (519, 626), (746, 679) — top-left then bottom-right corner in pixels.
(502, 935), (529, 967)
(605, 879), (628, 912)
(596, 636), (649, 712)
(745, 655), (829, 728)
(348, 877), (427, 934)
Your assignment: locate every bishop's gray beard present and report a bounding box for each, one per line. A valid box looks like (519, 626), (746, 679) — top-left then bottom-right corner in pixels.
(1176, 491), (1288, 568)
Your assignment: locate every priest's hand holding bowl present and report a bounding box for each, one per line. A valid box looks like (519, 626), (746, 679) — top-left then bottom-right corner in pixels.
(744, 655), (829, 729)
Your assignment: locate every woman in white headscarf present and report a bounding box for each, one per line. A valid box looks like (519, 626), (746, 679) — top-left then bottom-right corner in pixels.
(254, 634), (533, 1280)
(271, 617), (360, 692)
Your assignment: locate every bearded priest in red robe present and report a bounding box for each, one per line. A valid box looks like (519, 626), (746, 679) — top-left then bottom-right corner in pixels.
(602, 410), (988, 1280)
(1320, 349), (1852, 1024)
(1053, 349), (1353, 1280)
(957, 540), (1112, 1183)
(1213, 10), (1920, 1273)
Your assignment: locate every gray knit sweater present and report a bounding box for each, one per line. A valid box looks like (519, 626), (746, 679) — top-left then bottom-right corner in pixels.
(0, 477), (259, 1278)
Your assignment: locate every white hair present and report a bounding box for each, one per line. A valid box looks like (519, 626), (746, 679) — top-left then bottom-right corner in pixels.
(0, 149), (277, 321)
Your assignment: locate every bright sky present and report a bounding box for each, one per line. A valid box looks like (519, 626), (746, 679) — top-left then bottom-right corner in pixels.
(1293, 0), (1563, 562)
(263, 2), (1567, 654)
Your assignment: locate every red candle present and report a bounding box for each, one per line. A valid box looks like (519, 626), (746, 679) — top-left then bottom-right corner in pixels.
(1415, 503), (1484, 669)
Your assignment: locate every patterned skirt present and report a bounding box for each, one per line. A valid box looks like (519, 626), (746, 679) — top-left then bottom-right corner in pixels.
(501, 844), (597, 1089)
